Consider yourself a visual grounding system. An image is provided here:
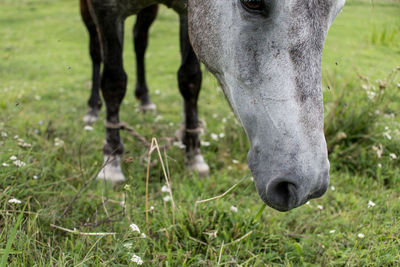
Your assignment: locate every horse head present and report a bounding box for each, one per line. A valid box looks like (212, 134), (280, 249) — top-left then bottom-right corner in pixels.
(188, 0), (345, 211)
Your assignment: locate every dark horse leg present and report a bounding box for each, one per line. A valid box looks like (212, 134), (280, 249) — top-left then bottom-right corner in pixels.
(90, 2), (127, 182)
(177, 15), (209, 176)
(134, 5), (158, 112)
(80, 0), (102, 125)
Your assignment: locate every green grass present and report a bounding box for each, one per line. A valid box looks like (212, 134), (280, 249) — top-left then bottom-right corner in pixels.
(0, 0), (399, 265)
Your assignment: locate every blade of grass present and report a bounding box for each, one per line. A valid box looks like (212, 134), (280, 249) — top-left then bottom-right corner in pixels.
(0, 203), (27, 267)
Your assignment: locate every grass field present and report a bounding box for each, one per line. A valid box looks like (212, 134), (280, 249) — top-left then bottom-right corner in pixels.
(0, 0), (399, 266)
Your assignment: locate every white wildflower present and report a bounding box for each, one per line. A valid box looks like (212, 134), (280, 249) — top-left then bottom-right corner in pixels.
(219, 133), (225, 138)
(372, 144), (383, 158)
(366, 90), (376, 100)
(154, 115), (163, 122)
(222, 118), (227, 123)
(150, 206), (154, 211)
(306, 201), (310, 205)
(84, 125), (94, 131)
(141, 233), (147, 238)
(2, 163), (9, 167)
(13, 160), (26, 167)
(377, 163), (382, 168)
(130, 224), (140, 234)
(227, 166), (233, 171)
(155, 89), (160, 95)
(383, 132), (392, 140)
(123, 242), (133, 249)
(337, 132), (347, 141)
(10, 155), (17, 161)
(232, 159), (239, 164)
(33, 175), (39, 180)
(389, 153), (397, 160)
(163, 195), (171, 202)
(130, 254), (143, 265)
(367, 200), (376, 208)
(230, 205), (238, 213)
(212, 113), (218, 118)
(358, 233), (365, 239)
(13, 135), (19, 140)
(54, 138), (64, 147)
(211, 133), (218, 141)
(1, 132), (7, 138)
(329, 230), (336, 234)
(38, 120), (43, 125)
(169, 122), (174, 127)
(34, 95), (41, 101)
(330, 186), (335, 191)
(161, 185), (171, 193)
(317, 205), (324, 210)
(8, 198), (22, 204)
(201, 141), (210, 147)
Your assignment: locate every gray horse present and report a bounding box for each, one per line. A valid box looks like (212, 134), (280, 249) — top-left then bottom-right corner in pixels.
(86, 0), (345, 211)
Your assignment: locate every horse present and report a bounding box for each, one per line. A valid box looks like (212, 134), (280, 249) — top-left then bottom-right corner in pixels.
(83, 0), (346, 212)
(80, 1), (159, 125)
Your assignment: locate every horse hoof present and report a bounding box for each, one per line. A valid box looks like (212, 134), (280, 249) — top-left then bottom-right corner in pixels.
(140, 102), (157, 112)
(96, 155), (126, 184)
(188, 154), (210, 177)
(83, 113), (98, 125)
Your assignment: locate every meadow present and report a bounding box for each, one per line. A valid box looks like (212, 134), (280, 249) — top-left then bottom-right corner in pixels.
(0, 0), (399, 265)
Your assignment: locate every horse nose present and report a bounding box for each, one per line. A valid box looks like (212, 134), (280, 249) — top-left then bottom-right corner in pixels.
(264, 169), (330, 211)
(265, 179), (300, 211)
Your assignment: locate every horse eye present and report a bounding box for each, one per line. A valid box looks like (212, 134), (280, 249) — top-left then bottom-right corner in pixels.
(240, 0), (264, 11)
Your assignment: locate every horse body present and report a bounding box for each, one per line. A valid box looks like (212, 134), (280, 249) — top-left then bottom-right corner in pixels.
(85, 0), (345, 211)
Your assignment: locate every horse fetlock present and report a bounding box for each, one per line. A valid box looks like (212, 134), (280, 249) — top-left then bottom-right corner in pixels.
(83, 108), (100, 125)
(187, 153), (209, 177)
(97, 155), (126, 183)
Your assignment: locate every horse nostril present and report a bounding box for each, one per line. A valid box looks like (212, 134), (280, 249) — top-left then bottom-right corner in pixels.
(266, 180), (298, 211)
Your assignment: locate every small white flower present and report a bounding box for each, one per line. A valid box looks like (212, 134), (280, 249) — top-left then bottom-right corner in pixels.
(358, 233), (365, 239)
(383, 132), (392, 140)
(201, 141), (210, 147)
(306, 201), (310, 205)
(141, 233), (147, 238)
(330, 186), (335, 191)
(129, 224), (140, 234)
(368, 200), (376, 208)
(150, 206), (154, 211)
(212, 114), (218, 118)
(155, 90), (160, 95)
(1, 132), (7, 138)
(329, 230), (336, 234)
(161, 185), (171, 193)
(33, 175), (39, 180)
(131, 254), (143, 265)
(2, 163), (9, 167)
(230, 205), (238, 213)
(389, 153), (397, 160)
(211, 133), (218, 141)
(317, 205), (324, 210)
(154, 115), (163, 122)
(123, 242), (133, 249)
(232, 159), (239, 164)
(219, 133), (225, 138)
(222, 118), (227, 123)
(163, 195), (171, 202)
(372, 144), (383, 158)
(10, 155), (17, 161)
(377, 163), (382, 168)
(34, 95), (41, 101)
(169, 122), (174, 127)
(8, 198), (22, 204)
(84, 125), (94, 131)
(13, 160), (26, 167)
(13, 135), (19, 140)
(38, 121), (43, 125)
(54, 138), (64, 147)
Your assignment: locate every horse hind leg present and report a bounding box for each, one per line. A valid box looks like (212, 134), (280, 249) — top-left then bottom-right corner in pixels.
(177, 15), (209, 177)
(90, 4), (127, 183)
(133, 5), (158, 112)
(80, 0), (102, 125)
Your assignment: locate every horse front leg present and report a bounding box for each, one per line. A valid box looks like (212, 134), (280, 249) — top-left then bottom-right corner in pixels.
(90, 4), (127, 183)
(177, 15), (209, 177)
(80, 0), (102, 125)
(133, 5), (158, 112)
